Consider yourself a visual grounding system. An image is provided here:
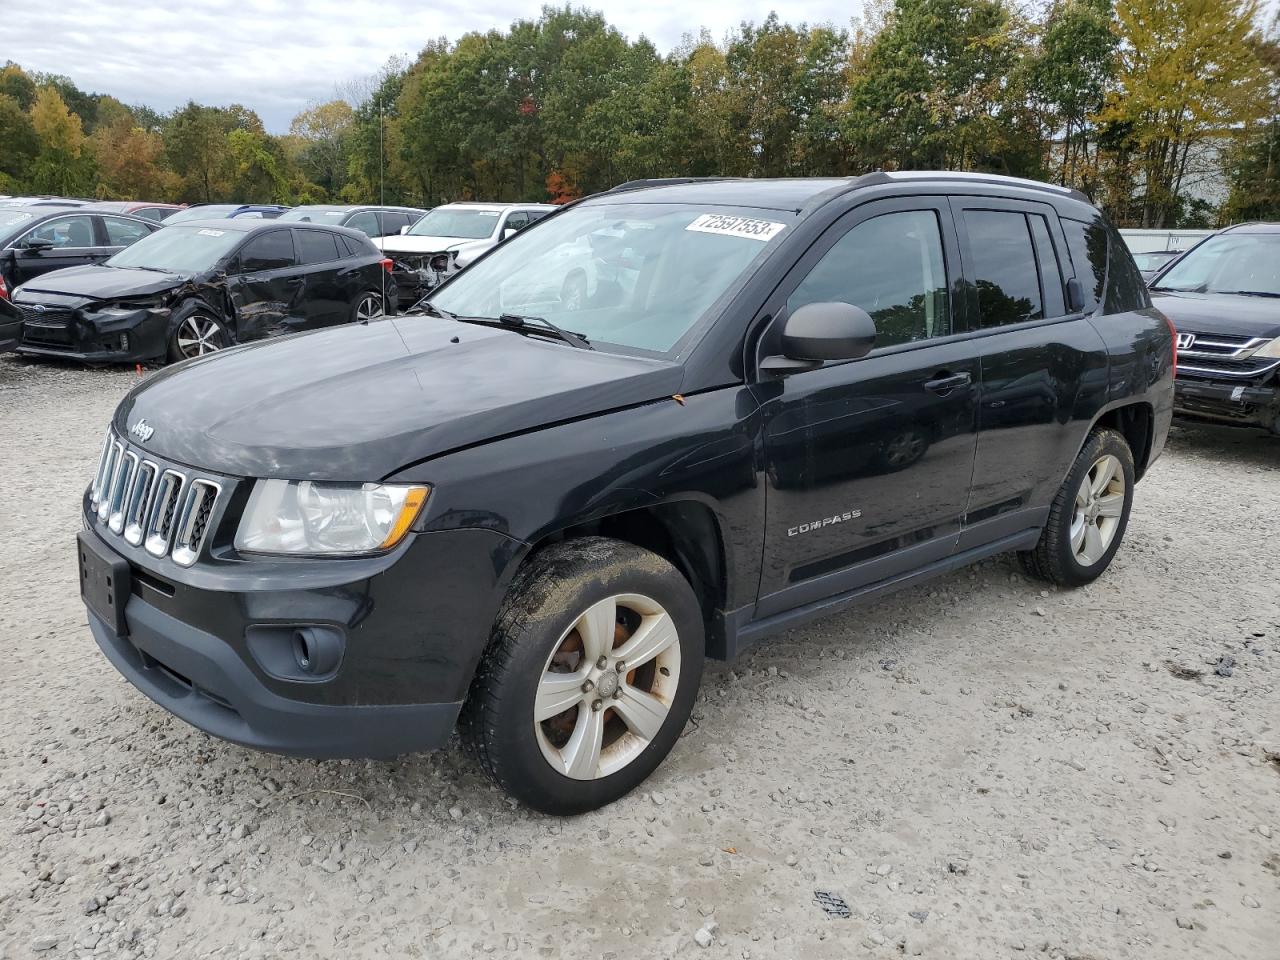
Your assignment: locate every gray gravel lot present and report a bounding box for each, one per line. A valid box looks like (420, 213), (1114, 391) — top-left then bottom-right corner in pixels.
(1, 353), (1277, 960)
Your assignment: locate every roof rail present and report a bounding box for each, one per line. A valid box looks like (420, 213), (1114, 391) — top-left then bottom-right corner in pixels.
(606, 177), (741, 195)
(879, 170), (1090, 204)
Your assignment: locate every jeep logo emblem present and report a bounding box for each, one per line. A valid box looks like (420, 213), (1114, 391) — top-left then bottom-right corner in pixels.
(129, 420), (155, 442)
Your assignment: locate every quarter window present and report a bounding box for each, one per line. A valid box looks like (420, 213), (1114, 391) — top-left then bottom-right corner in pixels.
(963, 210), (1043, 327)
(103, 216), (152, 245)
(238, 231), (296, 272)
(1062, 217), (1107, 311)
(504, 212), (531, 234)
(296, 229), (340, 264)
(788, 210), (950, 348)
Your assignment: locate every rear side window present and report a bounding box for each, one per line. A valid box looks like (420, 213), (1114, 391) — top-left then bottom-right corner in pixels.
(963, 210), (1043, 326)
(238, 230), (295, 271)
(789, 209), (951, 348)
(1062, 216), (1107, 312)
(1028, 215), (1066, 317)
(1103, 225), (1151, 313)
(103, 216), (152, 245)
(296, 229), (340, 264)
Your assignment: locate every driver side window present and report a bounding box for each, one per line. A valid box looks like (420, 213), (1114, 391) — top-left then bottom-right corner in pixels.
(24, 215), (94, 248)
(236, 230), (296, 272)
(788, 210), (951, 349)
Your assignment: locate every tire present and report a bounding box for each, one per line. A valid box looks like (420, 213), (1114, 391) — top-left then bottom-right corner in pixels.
(560, 272), (587, 312)
(167, 305), (230, 363)
(460, 537), (704, 815)
(1018, 427), (1135, 587)
(352, 291), (384, 323)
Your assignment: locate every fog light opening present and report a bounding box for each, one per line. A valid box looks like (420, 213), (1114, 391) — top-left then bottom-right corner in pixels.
(293, 629), (314, 671)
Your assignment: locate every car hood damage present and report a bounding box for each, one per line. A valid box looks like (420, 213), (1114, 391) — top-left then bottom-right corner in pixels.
(114, 317), (684, 481)
(1151, 290), (1280, 340)
(17, 265), (190, 303)
(375, 235), (487, 256)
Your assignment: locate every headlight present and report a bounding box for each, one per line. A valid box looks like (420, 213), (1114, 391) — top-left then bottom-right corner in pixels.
(234, 480), (429, 556)
(1253, 337), (1280, 358)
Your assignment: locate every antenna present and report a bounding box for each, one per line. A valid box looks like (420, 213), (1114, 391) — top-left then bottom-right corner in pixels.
(379, 96), (385, 206)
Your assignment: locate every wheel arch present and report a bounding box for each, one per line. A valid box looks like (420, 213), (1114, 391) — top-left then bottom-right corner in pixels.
(513, 498), (730, 658)
(1091, 401), (1155, 480)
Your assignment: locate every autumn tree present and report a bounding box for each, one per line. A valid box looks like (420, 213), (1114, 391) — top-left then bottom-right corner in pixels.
(29, 86), (94, 195)
(90, 114), (173, 200)
(1101, 0), (1270, 226)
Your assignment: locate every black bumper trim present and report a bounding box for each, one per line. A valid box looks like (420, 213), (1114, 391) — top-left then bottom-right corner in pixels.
(90, 600), (461, 759)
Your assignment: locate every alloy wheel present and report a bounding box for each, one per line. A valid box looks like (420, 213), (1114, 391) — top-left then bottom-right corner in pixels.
(1070, 453), (1125, 566)
(175, 314), (223, 358)
(356, 294), (383, 322)
(534, 593), (681, 780)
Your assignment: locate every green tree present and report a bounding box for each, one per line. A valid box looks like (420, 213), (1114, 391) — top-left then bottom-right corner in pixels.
(0, 93), (38, 190)
(288, 100), (355, 198)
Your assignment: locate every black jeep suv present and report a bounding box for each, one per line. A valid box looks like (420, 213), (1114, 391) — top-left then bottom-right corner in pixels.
(1147, 223), (1280, 434)
(78, 173), (1173, 814)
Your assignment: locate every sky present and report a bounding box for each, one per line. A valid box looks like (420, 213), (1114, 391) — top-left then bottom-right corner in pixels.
(9, 1), (863, 132)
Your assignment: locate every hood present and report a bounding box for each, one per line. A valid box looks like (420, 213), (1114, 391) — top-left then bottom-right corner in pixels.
(16, 265), (187, 303)
(114, 317), (683, 481)
(1150, 290), (1280, 340)
(375, 235), (488, 255)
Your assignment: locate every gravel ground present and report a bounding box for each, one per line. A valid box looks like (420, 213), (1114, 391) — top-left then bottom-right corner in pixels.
(1, 353), (1277, 960)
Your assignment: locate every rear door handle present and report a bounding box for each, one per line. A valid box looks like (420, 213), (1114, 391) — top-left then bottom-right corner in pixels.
(924, 372), (972, 395)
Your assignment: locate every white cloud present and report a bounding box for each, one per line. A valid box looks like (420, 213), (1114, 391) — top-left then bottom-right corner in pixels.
(9, 0), (863, 131)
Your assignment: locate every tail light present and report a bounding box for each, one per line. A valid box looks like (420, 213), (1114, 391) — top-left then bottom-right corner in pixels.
(380, 258), (394, 274)
(1162, 312), (1177, 377)
(0, 274), (8, 301)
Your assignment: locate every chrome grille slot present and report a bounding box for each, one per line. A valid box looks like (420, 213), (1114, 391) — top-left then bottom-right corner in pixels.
(107, 451), (139, 534)
(171, 480), (221, 567)
(97, 442), (124, 523)
(89, 434), (113, 507)
(144, 471), (186, 557)
(123, 461), (158, 546)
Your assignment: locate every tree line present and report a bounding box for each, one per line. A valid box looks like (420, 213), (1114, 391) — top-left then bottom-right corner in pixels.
(2, 0), (1278, 228)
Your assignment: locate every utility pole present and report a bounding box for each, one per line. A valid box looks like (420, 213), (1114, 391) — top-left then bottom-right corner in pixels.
(379, 97), (385, 205)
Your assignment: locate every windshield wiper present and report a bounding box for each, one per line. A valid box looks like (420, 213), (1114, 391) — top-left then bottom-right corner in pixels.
(495, 313), (593, 350)
(416, 299), (458, 320)
(1216, 290), (1280, 298)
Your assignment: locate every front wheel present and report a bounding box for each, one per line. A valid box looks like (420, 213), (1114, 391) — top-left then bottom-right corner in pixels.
(1018, 427), (1135, 587)
(460, 537), (704, 815)
(167, 308), (230, 362)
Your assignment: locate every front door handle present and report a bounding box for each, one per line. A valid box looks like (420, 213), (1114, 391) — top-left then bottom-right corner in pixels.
(924, 371), (972, 395)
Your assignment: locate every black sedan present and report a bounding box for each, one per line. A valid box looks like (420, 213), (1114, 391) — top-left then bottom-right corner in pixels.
(1, 207), (160, 297)
(12, 220), (395, 364)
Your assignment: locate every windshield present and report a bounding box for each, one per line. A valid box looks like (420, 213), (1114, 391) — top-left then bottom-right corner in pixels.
(429, 202), (791, 354)
(105, 225), (243, 274)
(165, 206), (237, 224)
(279, 206), (346, 223)
(0, 209), (35, 234)
(408, 208), (501, 239)
(1152, 233), (1280, 295)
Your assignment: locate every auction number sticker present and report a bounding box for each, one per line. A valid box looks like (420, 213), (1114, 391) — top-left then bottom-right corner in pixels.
(197, 229), (225, 237)
(685, 213), (786, 242)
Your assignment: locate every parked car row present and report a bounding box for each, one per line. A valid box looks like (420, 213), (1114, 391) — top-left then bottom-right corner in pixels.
(0, 196), (449, 363)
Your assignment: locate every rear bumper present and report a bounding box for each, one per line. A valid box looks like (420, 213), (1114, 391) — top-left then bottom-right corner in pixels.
(1174, 376), (1280, 431)
(91, 605), (461, 758)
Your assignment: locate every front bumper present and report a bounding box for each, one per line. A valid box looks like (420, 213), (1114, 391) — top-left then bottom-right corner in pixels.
(1174, 375), (1280, 431)
(388, 257), (454, 308)
(80, 511), (523, 759)
(17, 302), (170, 363)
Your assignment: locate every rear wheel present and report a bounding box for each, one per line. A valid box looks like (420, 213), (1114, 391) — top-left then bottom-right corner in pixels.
(1018, 428), (1134, 587)
(353, 292), (384, 323)
(460, 537), (704, 814)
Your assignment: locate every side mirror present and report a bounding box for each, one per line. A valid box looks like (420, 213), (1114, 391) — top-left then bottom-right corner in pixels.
(399, 225), (410, 235)
(1066, 277), (1086, 313)
(22, 238), (53, 252)
(502, 228), (517, 241)
(782, 301), (877, 360)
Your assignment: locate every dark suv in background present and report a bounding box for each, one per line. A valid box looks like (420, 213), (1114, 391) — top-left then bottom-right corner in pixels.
(1148, 223), (1280, 434)
(78, 173), (1171, 814)
(277, 205), (427, 238)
